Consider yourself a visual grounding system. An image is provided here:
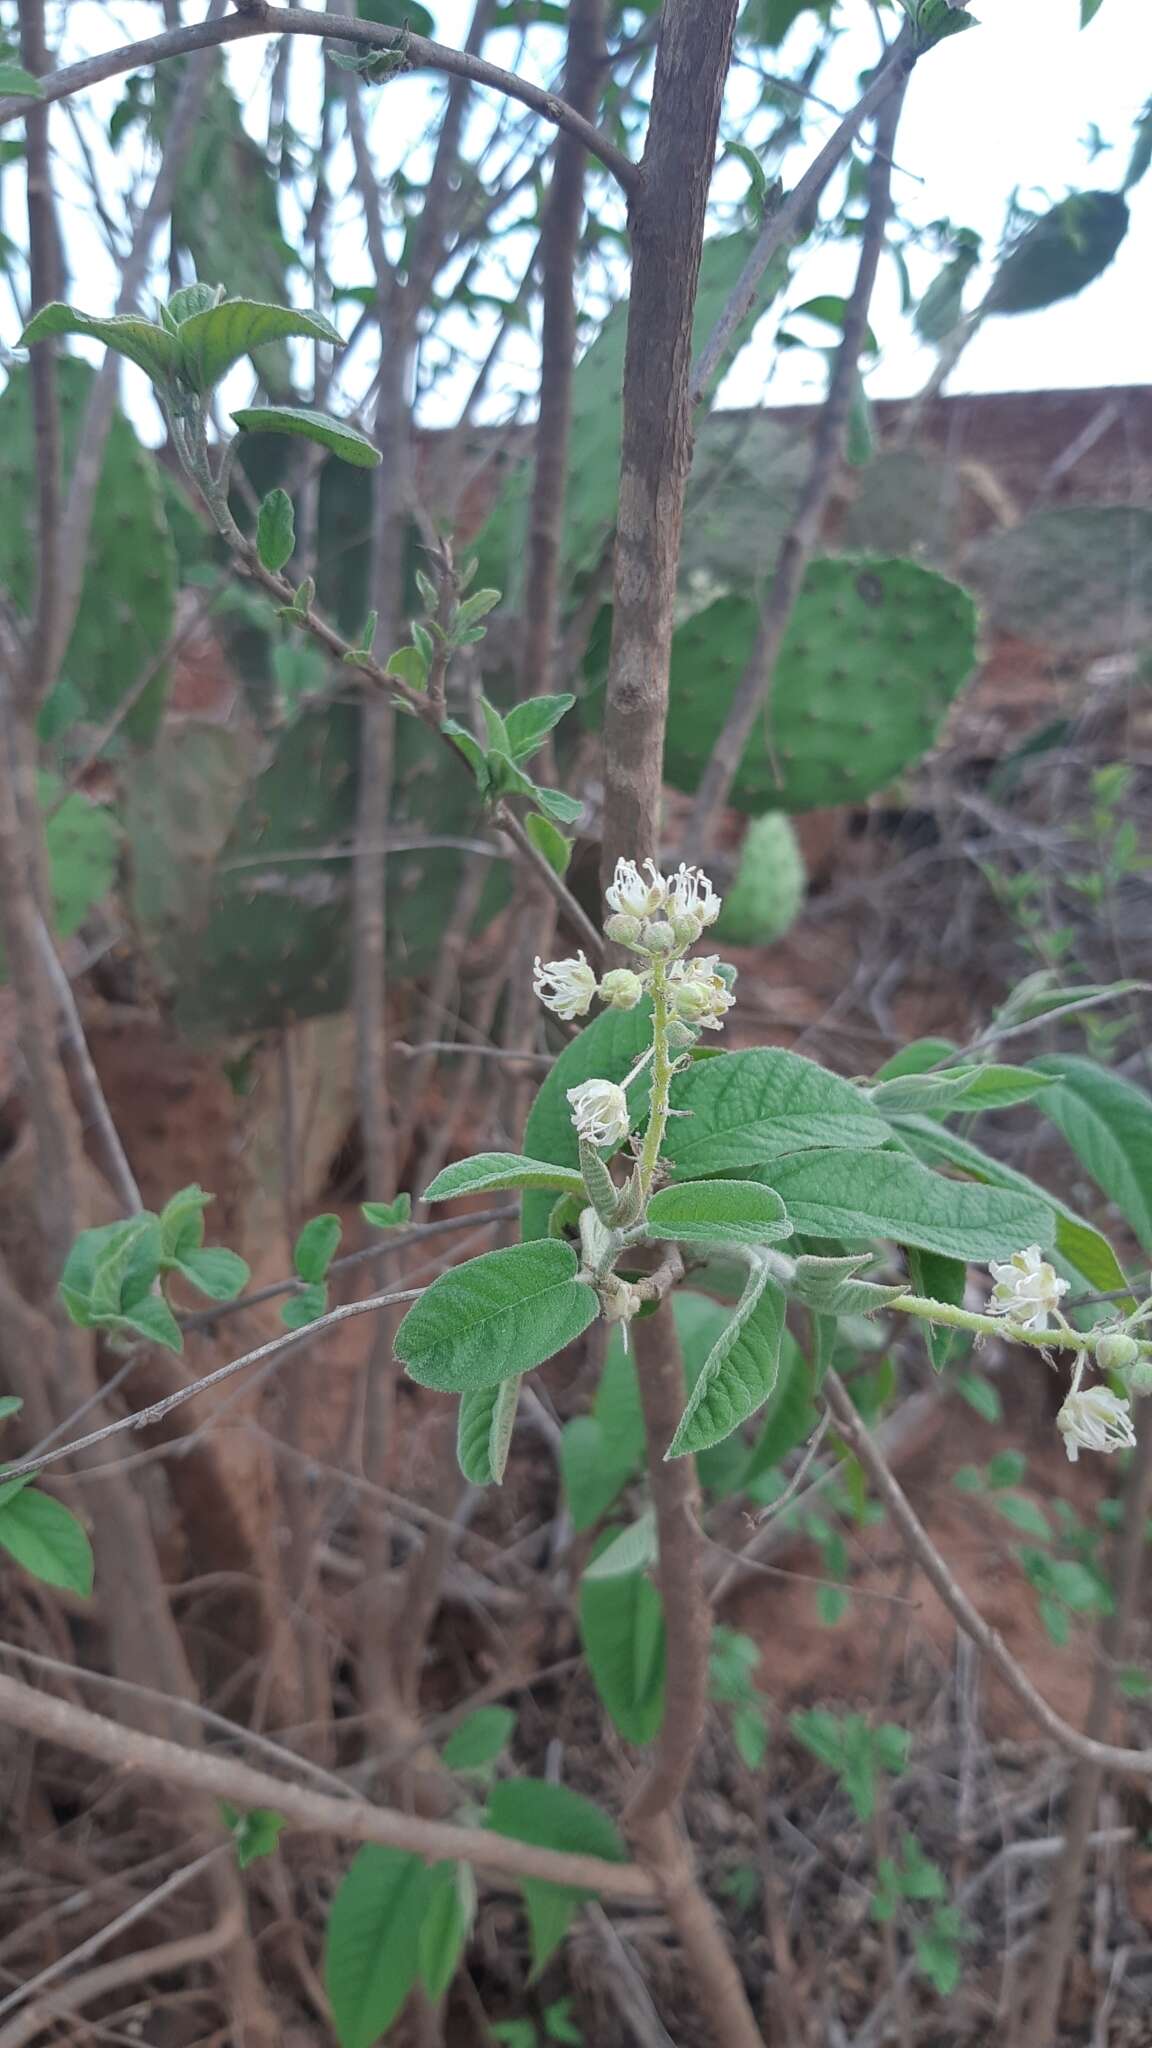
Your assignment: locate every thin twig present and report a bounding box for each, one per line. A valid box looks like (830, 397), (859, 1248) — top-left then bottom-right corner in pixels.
(681, 59), (911, 858)
(0, 1288), (424, 1484)
(0, 6), (641, 192)
(822, 1370), (1152, 1782)
(0, 1670), (658, 1899)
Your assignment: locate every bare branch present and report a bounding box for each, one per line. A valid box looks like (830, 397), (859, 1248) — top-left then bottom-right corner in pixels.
(0, 1288), (424, 1484)
(0, 6), (641, 194)
(822, 1370), (1152, 1783)
(0, 1669), (658, 1900)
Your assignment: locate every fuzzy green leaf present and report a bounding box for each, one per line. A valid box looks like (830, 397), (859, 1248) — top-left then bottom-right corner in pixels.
(362, 1194), (412, 1229)
(0, 1488), (93, 1596)
(668, 1256), (787, 1458)
(502, 694), (576, 762)
(19, 304), (181, 386)
(1029, 1055), (1152, 1251)
(176, 302), (339, 392)
(171, 1247), (250, 1301)
(582, 1510), (658, 1581)
(293, 1214), (342, 1284)
(662, 1048), (889, 1180)
(396, 1241), (598, 1393)
(897, 1117), (1131, 1297)
(441, 1706), (516, 1773)
(646, 1178), (792, 1247)
(281, 1283), (328, 1330)
(0, 64), (44, 96)
(486, 1780), (625, 1972)
(424, 1153), (587, 1204)
(768, 1150), (1054, 1262)
(457, 1377), (520, 1485)
(418, 1861), (476, 2000)
(256, 487), (295, 572)
(520, 1004), (654, 1242)
(324, 1846), (429, 2048)
(580, 1554), (666, 1743)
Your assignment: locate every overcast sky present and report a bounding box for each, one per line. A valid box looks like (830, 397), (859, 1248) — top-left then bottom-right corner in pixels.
(16, 0), (1152, 424)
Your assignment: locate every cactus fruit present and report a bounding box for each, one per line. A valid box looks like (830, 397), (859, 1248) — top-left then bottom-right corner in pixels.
(963, 506), (1152, 655)
(714, 813), (806, 946)
(0, 361), (176, 744)
(662, 555), (978, 814)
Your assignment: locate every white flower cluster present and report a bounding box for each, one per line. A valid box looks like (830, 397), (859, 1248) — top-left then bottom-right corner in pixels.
(531, 858), (732, 1149)
(1057, 1386), (1136, 1463)
(986, 1246), (1068, 1332)
(988, 1247), (1140, 1463)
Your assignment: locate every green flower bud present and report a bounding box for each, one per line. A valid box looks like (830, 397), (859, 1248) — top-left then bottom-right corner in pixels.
(598, 968), (645, 1010)
(1095, 1331), (1140, 1375)
(642, 919), (677, 954)
(1122, 1355), (1152, 1397)
(669, 910), (704, 948)
(604, 912), (644, 948)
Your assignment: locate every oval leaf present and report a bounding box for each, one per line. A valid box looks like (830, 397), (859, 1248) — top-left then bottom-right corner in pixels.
(231, 403), (381, 468)
(418, 1861), (476, 2001)
(294, 1214), (342, 1284)
(19, 304), (180, 386)
(178, 302), (341, 393)
(662, 1048), (889, 1179)
(667, 1257), (786, 1458)
(457, 1377), (520, 1485)
(441, 1706), (515, 1773)
(580, 1563), (666, 1744)
(646, 1178), (792, 1246)
(257, 487), (295, 573)
(0, 1488), (93, 1596)
(486, 1779), (625, 1971)
(1029, 1054), (1152, 1251)
(395, 1241), (598, 1392)
(768, 1149), (1054, 1262)
(324, 1846), (428, 2048)
(424, 1153), (586, 1204)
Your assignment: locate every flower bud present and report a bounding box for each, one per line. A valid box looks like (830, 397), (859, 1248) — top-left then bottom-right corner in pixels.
(598, 968), (645, 1011)
(642, 920), (677, 954)
(1094, 1331), (1140, 1376)
(604, 912), (644, 948)
(1123, 1356), (1152, 1398)
(669, 911), (704, 948)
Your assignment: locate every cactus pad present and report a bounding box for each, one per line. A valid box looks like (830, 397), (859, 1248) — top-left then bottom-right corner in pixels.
(0, 360), (176, 743)
(962, 506), (1152, 654)
(662, 555), (978, 813)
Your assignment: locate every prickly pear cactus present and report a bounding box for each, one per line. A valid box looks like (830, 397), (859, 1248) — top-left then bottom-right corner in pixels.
(0, 774), (121, 980)
(714, 813), (806, 946)
(663, 555), (978, 813)
(0, 360), (176, 744)
(962, 506), (1152, 655)
(125, 704), (506, 1038)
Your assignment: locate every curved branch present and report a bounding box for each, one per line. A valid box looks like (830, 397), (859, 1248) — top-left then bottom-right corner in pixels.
(0, 1670), (658, 1901)
(823, 1370), (1152, 1782)
(0, 4), (640, 193)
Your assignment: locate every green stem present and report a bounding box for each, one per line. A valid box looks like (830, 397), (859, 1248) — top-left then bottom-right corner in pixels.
(638, 959), (671, 1203)
(892, 1292), (1110, 1357)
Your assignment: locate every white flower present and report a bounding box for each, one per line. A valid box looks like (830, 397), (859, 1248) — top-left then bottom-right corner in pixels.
(987, 1245), (1069, 1332)
(533, 952), (597, 1020)
(668, 863), (722, 929)
(1056, 1385), (1136, 1463)
(567, 1078), (630, 1148)
(605, 857), (666, 920)
(666, 954), (735, 1031)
